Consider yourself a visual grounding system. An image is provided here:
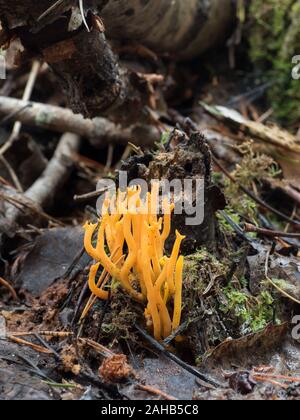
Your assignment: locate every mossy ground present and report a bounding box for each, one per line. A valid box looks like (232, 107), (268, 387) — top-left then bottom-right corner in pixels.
(84, 146), (288, 361)
(180, 246), (284, 362)
(218, 142), (280, 227)
(249, 0), (300, 128)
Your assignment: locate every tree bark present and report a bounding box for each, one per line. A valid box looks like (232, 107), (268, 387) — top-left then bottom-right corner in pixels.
(0, 1), (232, 58)
(0, 1), (233, 119)
(100, 0), (232, 59)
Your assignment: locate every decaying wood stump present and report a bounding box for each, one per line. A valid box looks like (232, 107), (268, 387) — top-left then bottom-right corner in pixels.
(121, 131), (226, 253)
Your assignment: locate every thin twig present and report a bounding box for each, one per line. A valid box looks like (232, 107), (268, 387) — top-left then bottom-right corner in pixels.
(63, 246), (86, 280)
(74, 185), (114, 202)
(245, 223), (300, 239)
(212, 154), (300, 227)
(252, 372), (300, 383)
(114, 145), (133, 170)
(265, 248), (300, 305)
(105, 145), (114, 172)
(219, 210), (253, 242)
(0, 155), (23, 192)
(253, 375), (288, 389)
(9, 331), (114, 358)
(0, 276), (19, 301)
(33, 333), (61, 360)
(0, 61), (40, 157)
(127, 142), (145, 156)
(135, 324), (224, 389)
(8, 335), (53, 354)
(0, 191), (64, 226)
(9, 331), (73, 338)
(37, 0), (65, 22)
(135, 384), (177, 400)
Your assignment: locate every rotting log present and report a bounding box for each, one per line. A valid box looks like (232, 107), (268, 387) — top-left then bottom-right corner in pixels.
(0, 1), (233, 119)
(0, 1), (233, 58)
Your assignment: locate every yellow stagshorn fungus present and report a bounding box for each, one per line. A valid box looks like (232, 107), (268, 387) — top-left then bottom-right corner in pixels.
(83, 185), (185, 341)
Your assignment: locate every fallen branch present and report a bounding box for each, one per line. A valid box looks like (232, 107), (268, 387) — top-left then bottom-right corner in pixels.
(8, 335), (53, 355)
(1, 1), (233, 58)
(0, 190), (63, 227)
(0, 97), (159, 148)
(0, 1), (233, 118)
(0, 133), (81, 241)
(0, 276), (19, 301)
(25, 132), (80, 207)
(135, 384), (177, 401)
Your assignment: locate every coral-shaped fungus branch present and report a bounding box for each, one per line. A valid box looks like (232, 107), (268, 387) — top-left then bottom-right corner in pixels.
(83, 184), (185, 341)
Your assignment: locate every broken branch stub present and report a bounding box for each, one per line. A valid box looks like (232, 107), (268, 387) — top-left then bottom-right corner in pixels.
(0, 1), (233, 118)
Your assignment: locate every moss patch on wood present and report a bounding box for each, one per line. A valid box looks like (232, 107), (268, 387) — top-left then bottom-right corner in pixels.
(249, 0), (300, 128)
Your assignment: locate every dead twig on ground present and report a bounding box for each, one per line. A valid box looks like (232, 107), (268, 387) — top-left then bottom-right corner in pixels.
(0, 133), (81, 239)
(8, 335), (53, 355)
(135, 324), (224, 389)
(8, 330), (114, 358)
(0, 61), (41, 159)
(212, 154), (300, 227)
(135, 384), (177, 400)
(0, 190), (64, 226)
(0, 97), (159, 147)
(74, 186), (114, 203)
(244, 223), (300, 239)
(0, 155), (23, 192)
(0, 276), (19, 301)
(25, 132), (80, 207)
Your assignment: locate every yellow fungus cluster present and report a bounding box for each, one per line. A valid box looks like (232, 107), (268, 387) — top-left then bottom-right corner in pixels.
(83, 184), (185, 341)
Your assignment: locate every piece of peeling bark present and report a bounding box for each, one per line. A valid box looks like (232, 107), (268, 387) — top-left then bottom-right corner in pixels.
(40, 27), (132, 120)
(0, 96), (160, 147)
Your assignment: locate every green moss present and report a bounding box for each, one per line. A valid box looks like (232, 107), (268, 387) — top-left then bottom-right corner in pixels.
(272, 277), (300, 296)
(217, 146), (280, 227)
(217, 206), (245, 236)
(101, 299), (140, 341)
(249, 0), (300, 128)
(159, 131), (171, 146)
(183, 249), (225, 298)
(220, 285), (276, 334)
(181, 248), (283, 358)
